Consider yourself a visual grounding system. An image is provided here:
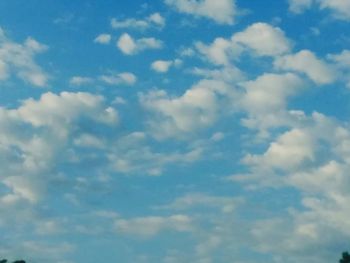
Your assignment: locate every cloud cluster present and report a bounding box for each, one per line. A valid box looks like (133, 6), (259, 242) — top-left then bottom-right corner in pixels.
(117, 33), (163, 55)
(111, 13), (166, 30)
(288, 0), (350, 20)
(0, 28), (49, 87)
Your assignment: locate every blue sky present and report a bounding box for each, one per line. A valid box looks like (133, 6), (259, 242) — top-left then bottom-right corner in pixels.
(0, 0), (350, 262)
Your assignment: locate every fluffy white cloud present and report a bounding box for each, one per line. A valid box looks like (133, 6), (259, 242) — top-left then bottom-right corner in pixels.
(115, 214), (193, 237)
(0, 29), (49, 87)
(0, 91), (118, 204)
(111, 13), (166, 30)
(165, 0), (237, 24)
(288, 0), (350, 20)
(151, 60), (173, 73)
(240, 73), (305, 133)
(117, 33), (163, 55)
(151, 59), (181, 73)
(94, 33), (111, 44)
(232, 22), (292, 57)
(274, 50), (336, 85)
(196, 37), (238, 65)
(243, 128), (315, 172)
(195, 22), (291, 66)
(139, 79), (237, 139)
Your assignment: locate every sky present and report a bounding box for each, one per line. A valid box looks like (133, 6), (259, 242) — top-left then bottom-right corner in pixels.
(0, 0), (350, 262)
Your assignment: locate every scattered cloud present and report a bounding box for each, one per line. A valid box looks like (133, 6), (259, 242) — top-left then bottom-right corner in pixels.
(0, 28), (49, 87)
(117, 33), (163, 55)
(165, 0), (238, 24)
(111, 12), (166, 30)
(94, 33), (111, 44)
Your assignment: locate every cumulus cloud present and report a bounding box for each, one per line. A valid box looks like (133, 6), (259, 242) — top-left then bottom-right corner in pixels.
(94, 33), (111, 44)
(117, 33), (163, 55)
(0, 29), (49, 87)
(288, 0), (350, 20)
(115, 214), (193, 237)
(239, 73), (305, 132)
(195, 22), (291, 66)
(165, 0), (238, 24)
(111, 12), (166, 30)
(151, 59), (182, 73)
(232, 22), (292, 57)
(274, 50), (336, 85)
(0, 91), (118, 204)
(139, 79), (237, 139)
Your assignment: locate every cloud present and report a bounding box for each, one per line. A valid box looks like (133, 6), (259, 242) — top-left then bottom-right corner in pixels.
(115, 214), (193, 237)
(70, 72), (137, 86)
(239, 73), (305, 132)
(139, 79), (237, 139)
(151, 59), (182, 73)
(117, 33), (163, 55)
(69, 76), (94, 86)
(243, 128), (315, 172)
(99, 72), (137, 86)
(0, 29), (49, 87)
(195, 37), (238, 65)
(94, 34), (111, 44)
(195, 22), (291, 66)
(274, 50), (336, 85)
(107, 132), (203, 175)
(288, 0), (350, 20)
(232, 22), (292, 57)
(111, 12), (166, 30)
(158, 193), (241, 213)
(165, 0), (238, 24)
(288, 0), (313, 13)
(0, 91), (118, 204)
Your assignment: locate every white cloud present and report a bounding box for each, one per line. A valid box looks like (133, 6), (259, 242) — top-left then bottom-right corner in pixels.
(159, 193), (241, 213)
(239, 73), (305, 132)
(0, 29), (49, 87)
(151, 59), (182, 73)
(318, 0), (350, 20)
(115, 214), (193, 237)
(196, 37), (238, 65)
(151, 60), (173, 73)
(195, 22), (291, 67)
(328, 49), (350, 68)
(232, 22), (292, 57)
(117, 33), (163, 55)
(288, 0), (350, 20)
(165, 0), (238, 24)
(108, 132), (203, 175)
(274, 50), (336, 85)
(69, 76), (94, 86)
(99, 72), (137, 86)
(0, 91), (119, 204)
(191, 66), (244, 83)
(111, 13), (166, 30)
(94, 34), (111, 44)
(139, 79), (237, 139)
(243, 128), (315, 172)
(288, 0), (313, 13)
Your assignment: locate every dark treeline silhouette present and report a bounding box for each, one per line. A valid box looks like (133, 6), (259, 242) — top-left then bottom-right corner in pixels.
(340, 252), (350, 263)
(0, 260), (25, 263)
